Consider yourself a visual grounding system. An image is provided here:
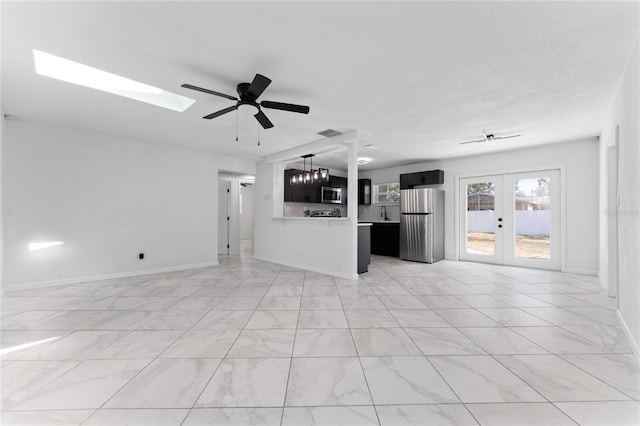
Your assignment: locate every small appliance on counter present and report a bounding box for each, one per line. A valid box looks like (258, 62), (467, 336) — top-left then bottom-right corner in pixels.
(310, 210), (334, 217)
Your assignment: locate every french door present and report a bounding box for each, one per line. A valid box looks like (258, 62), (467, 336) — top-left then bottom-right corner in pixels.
(459, 169), (561, 270)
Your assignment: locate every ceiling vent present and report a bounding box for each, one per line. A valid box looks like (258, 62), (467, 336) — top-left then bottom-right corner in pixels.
(362, 143), (379, 150)
(318, 129), (343, 138)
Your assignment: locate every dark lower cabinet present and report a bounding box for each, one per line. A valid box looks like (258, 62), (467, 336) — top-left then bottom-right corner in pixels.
(358, 225), (371, 274)
(371, 222), (400, 257)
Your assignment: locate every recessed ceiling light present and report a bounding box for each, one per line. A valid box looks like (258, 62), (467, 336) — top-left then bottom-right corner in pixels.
(357, 158), (370, 164)
(362, 144), (379, 150)
(33, 50), (195, 112)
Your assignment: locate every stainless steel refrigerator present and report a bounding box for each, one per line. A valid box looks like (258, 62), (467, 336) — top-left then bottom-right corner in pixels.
(399, 188), (444, 263)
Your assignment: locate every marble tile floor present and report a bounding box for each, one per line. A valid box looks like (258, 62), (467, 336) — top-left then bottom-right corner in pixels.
(1, 254), (638, 426)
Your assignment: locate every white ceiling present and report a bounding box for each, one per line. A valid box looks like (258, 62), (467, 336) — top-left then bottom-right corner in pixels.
(2, 1), (638, 171)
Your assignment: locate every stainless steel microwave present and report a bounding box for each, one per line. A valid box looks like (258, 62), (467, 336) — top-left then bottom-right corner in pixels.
(321, 186), (342, 204)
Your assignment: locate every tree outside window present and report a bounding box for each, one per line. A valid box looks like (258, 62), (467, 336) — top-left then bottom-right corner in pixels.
(374, 182), (400, 204)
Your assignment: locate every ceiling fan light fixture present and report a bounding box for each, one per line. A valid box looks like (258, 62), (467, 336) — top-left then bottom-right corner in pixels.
(182, 73), (309, 130)
(237, 103), (259, 114)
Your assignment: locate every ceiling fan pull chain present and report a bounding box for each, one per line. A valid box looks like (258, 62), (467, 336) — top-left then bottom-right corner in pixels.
(235, 109), (239, 142)
(257, 121), (261, 146)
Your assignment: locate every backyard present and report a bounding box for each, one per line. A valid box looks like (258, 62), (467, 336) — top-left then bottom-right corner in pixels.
(467, 232), (550, 260)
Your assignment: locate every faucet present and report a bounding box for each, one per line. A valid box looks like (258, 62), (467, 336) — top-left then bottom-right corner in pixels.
(381, 206), (389, 221)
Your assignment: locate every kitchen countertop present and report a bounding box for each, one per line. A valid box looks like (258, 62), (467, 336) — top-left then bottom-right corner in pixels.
(358, 220), (400, 224)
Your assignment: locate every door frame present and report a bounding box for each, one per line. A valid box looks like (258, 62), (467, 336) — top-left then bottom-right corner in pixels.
(218, 180), (231, 255)
(454, 164), (566, 271)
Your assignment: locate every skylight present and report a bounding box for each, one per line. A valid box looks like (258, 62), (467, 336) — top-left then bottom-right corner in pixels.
(33, 50), (195, 112)
(28, 241), (64, 252)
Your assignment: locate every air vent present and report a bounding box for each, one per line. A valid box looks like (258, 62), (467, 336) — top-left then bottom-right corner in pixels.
(318, 129), (343, 137)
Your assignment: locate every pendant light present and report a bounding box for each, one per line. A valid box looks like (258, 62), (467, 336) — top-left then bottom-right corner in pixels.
(290, 154), (330, 185)
(303, 154), (314, 183)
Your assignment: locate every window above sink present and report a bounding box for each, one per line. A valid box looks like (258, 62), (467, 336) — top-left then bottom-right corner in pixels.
(373, 182), (400, 205)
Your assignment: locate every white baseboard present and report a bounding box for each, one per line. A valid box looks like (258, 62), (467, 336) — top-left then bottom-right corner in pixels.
(561, 267), (599, 276)
(254, 255), (358, 281)
(617, 309), (640, 360)
(598, 272), (607, 290)
(3, 261), (219, 293)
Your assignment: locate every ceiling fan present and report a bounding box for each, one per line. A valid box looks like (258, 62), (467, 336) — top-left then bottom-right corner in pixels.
(460, 131), (521, 145)
(181, 74), (309, 129)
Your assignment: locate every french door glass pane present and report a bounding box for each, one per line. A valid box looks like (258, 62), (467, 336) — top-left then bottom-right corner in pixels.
(513, 177), (551, 260)
(466, 181), (495, 255)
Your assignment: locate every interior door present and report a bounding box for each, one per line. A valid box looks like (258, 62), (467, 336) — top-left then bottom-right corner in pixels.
(218, 180), (230, 255)
(459, 175), (503, 264)
(459, 170), (561, 270)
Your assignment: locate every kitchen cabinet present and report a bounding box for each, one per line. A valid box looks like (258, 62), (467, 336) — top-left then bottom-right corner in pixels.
(400, 169), (444, 189)
(284, 169), (321, 203)
(284, 169), (348, 205)
(370, 222), (400, 257)
(358, 224), (371, 273)
(358, 179), (371, 205)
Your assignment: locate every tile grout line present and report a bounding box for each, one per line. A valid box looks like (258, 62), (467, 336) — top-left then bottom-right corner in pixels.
(80, 265), (255, 424)
(278, 269), (305, 426)
(337, 283), (382, 426)
(182, 261), (279, 418)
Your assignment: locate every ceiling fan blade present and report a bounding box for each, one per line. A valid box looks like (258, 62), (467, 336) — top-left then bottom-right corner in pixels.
(459, 138), (487, 145)
(260, 100), (310, 114)
(494, 134), (521, 140)
(254, 109), (274, 129)
(246, 74), (272, 99)
(203, 105), (237, 119)
(181, 84), (238, 101)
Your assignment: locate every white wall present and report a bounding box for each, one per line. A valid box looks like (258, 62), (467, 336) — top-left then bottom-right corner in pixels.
(1, 119), (255, 290)
(359, 139), (600, 274)
(358, 204), (400, 222)
(240, 185), (254, 239)
(600, 35), (639, 355)
(0, 115), (4, 291)
(254, 140), (358, 279)
(228, 178), (241, 255)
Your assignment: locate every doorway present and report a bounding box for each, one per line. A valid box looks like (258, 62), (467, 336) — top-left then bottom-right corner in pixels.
(459, 169), (561, 270)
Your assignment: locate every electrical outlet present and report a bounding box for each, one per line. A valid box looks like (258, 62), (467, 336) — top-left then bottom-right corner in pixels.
(139, 253), (144, 260)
